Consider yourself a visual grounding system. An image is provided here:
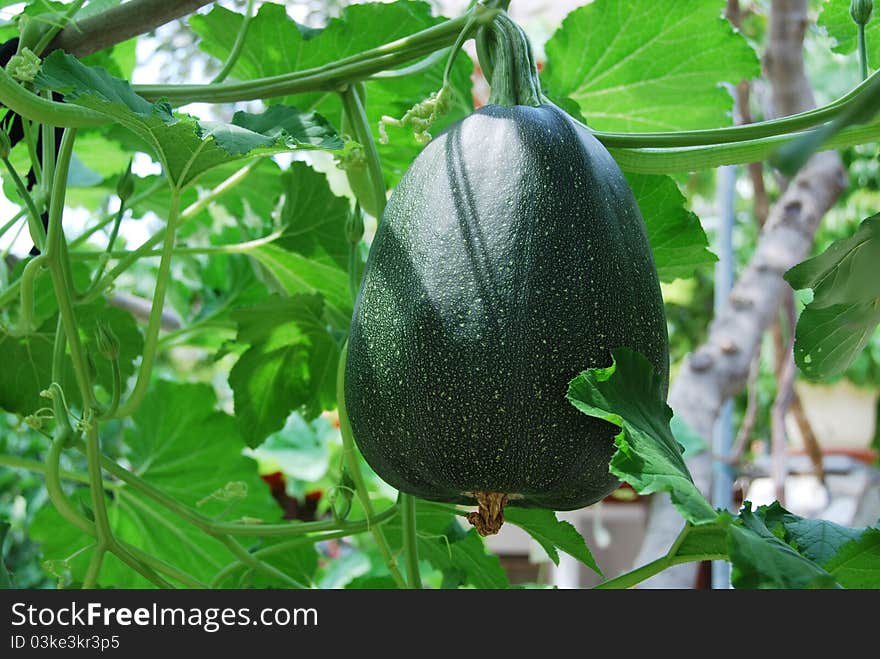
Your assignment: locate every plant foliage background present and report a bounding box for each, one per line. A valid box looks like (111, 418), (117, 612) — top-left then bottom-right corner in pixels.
(0, 0), (877, 589)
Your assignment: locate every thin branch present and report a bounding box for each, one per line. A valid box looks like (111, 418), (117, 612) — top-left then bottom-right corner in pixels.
(727, 356), (761, 464)
(47, 0), (216, 58)
(770, 296), (797, 504)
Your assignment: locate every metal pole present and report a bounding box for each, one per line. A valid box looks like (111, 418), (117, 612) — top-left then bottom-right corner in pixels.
(711, 163), (737, 590)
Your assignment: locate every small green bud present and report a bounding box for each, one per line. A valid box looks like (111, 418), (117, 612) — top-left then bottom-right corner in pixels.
(7, 47), (41, 82)
(116, 158), (135, 202)
(329, 471), (355, 521)
(95, 321), (120, 360)
(0, 131), (11, 159)
(345, 206), (365, 244)
(851, 0), (874, 25)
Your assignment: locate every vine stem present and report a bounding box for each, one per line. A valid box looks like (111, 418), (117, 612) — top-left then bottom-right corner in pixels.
(32, 0), (88, 55)
(42, 129), (116, 588)
(1, 157), (46, 250)
(209, 520), (395, 587)
(215, 535), (307, 589)
(211, 0), (255, 84)
(0, 208), (26, 241)
(70, 230), (284, 262)
(336, 347), (409, 588)
(858, 24), (869, 81)
(0, 454), (96, 486)
(13, 254), (45, 336)
(401, 494), (423, 589)
(340, 85), (386, 220)
(95, 448), (398, 538)
(111, 190), (181, 419)
(594, 524), (726, 589)
(43, 385), (173, 588)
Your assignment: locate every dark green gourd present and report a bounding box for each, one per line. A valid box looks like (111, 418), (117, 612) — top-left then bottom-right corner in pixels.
(344, 15), (669, 535)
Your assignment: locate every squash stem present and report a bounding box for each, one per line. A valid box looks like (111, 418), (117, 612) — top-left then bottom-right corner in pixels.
(466, 491), (508, 536)
(477, 13), (547, 107)
(401, 494), (423, 588)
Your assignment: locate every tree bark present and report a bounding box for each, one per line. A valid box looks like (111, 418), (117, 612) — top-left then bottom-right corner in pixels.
(632, 0), (846, 587)
(47, 0), (215, 58)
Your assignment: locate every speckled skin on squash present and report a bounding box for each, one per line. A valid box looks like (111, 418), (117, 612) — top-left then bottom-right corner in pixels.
(345, 104), (669, 510)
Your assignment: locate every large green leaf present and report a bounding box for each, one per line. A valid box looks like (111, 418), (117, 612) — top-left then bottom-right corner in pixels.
(228, 295), (340, 449)
(785, 215), (880, 379)
(626, 173), (716, 281)
(248, 244), (352, 325)
(190, 1), (474, 186)
(823, 528), (880, 589)
(543, 0), (760, 132)
(567, 348), (717, 524)
(31, 381), (286, 588)
(34, 51), (343, 189)
(729, 504), (839, 589)
(504, 507), (601, 574)
(726, 503), (879, 589)
(786, 214), (880, 307)
(819, 0), (880, 68)
(791, 302), (880, 379)
(759, 502), (865, 565)
(277, 162), (351, 271)
(0, 299), (142, 416)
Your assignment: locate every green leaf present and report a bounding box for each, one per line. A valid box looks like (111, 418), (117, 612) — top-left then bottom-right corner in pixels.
(786, 215), (880, 379)
(728, 504), (839, 589)
(235, 539), (319, 589)
(819, 0), (880, 65)
(190, 1), (474, 187)
(0, 521), (13, 588)
(0, 319), (56, 416)
(277, 162), (352, 270)
(823, 529), (880, 589)
(34, 51), (343, 188)
(543, 0), (760, 132)
(248, 244), (352, 325)
(792, 301), (880, 379)
(759, 501), (865, 565)
(31, 381), (281, 588)
(625, 173), (716, 282)
(786, 214), (880, 308)
(732, 503), (880, 589)
(0, 299), (142, 416)
(229, 295), (340, 448)
(567, 348), (717, 524)
(504, 507), (602, 574)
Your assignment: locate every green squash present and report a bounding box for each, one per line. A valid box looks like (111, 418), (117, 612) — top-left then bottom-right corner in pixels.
(345, 102), (668, 530)
(344, 15), (668, 535)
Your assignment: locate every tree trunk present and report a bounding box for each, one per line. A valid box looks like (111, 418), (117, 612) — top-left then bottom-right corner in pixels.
(632, 0), (846, 588)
